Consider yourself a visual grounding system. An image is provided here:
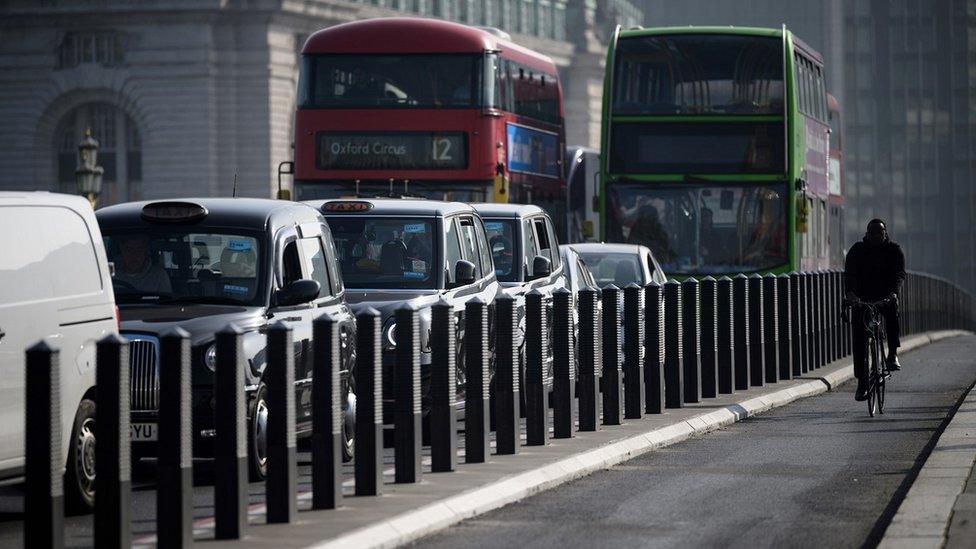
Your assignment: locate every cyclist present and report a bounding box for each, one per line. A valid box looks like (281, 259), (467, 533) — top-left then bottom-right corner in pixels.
(844, 219), (906, 401)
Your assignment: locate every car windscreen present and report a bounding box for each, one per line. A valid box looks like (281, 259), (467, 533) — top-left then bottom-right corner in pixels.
(484, 219), (518, 282)
(577, 252), (644, 287)
(324, 216), (438, 289)
(102, 230), (265, 306)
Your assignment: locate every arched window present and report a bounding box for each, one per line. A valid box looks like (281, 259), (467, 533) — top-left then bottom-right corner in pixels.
(56, 103), (142, 203)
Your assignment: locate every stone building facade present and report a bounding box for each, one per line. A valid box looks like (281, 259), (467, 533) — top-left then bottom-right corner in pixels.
(0, 0), (642, 204)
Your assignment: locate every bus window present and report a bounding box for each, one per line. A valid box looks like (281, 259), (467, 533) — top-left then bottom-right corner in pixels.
(613, 34), (784, 115)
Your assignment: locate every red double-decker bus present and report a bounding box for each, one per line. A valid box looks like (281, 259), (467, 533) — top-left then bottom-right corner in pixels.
(293, 18), (566, 229)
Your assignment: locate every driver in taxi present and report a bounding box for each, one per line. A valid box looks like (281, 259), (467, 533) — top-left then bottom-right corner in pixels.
(115, 235), (172, 294)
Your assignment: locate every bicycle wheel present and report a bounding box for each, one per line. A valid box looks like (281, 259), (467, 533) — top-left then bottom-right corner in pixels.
(876, 338), (887, 414)
(867, 337), (878, 417)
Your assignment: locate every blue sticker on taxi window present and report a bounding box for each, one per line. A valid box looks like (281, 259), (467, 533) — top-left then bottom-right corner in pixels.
(403, 223), (426, 234)
(485, 222), (503, 231)
(227, 240), (252, 252)
(223, 284), (249, 296)
(403, 271), (426, 280)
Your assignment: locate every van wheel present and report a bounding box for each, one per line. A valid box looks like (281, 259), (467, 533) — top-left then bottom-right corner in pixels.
(248, 384), (269, 481)
(65, 398), (97, 515)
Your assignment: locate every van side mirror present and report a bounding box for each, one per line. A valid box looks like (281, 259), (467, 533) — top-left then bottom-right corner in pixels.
(453, 260), (477, 287)
(531, 255), (552, 279)
(275, 278), (320, 307)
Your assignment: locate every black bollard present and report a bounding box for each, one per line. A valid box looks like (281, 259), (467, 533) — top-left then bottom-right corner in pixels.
(266, 322), (297, 523)
(158, 328), (193, 547)
(827, 271), (838, 363)
(681, 278), (702, 403)
(525, 290), (550, 444)
(623, 283), (644, 419)
(716, 276), (735, 394)
(24, 341), (63, 549)
(394, 304), (422, 483)
(699, 277), (718, 399)
(812, 272), (823, 369)
(493, 295), (520, 454)
(748, 274), (765, 387)
(762, 274), (778, 384)
(430, 300), (458, 471)
(94, 334), (130, 549)
(465, 298), (491, 461)
(214, 325), (247, 539)
(354, 308), (383, 496)
(577, 287), (601, 430)
(644, 282), (666, 413)
(790, 272), (804, 376)
(311, 313), (342, 510)
(804, 272), (815, 370)
(732, 274), (751, 390)
(663, 280), (684, 408)
(776, 274), (793, 381)
(552, 288), (577, 436)
(602, 285), (624, 424)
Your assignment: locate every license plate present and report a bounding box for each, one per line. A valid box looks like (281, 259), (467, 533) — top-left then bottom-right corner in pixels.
(130, 422), (157, 441)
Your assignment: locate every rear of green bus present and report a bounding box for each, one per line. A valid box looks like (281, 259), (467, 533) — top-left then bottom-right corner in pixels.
(599, 27), (830, 276)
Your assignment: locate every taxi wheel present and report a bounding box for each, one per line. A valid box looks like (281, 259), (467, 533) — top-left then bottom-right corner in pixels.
(65, 398), (97, 515)
(341, 383), (355, 463)
(247, 384), (269, 481)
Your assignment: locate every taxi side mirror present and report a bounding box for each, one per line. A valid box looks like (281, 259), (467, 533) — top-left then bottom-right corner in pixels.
(275, 278), (320, 307)
(453, 260), (477, 287)
(530, 255), (552, 280)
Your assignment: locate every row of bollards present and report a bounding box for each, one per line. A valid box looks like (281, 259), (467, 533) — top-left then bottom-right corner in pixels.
(21, 270), (974, 548)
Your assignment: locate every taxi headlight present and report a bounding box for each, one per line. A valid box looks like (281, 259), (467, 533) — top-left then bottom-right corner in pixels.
(384, 320), (397, 350)
(204, 343), (217, 371)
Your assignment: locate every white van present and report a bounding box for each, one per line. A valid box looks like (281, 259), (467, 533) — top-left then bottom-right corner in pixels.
(0, 191), (117, 513)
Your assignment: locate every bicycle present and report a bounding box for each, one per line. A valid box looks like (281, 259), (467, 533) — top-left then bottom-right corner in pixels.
(843, 295), (895, 417)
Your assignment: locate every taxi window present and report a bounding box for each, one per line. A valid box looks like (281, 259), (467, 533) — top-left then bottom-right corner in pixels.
(299, 237), (331, 297)
(545, 217), (561, 269)
(473, 218), (493, 278)
(458, 216), (483, 279)
(523, 219), (541, 277)
(282, 240), (304, 287)
(445, 217), (463, 283)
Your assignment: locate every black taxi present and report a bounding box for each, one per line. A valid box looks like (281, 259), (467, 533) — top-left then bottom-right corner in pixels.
(305, 198), (499, 424)
(96, 198), (357, 478)
(473, 203), (567, 389)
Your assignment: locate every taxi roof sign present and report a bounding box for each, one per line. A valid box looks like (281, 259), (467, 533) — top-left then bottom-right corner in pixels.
(322, 201), (373, 212)
(141, 201), (209, 223)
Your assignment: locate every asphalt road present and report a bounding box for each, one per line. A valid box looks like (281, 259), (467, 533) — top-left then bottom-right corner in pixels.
(415, 335), (976, 549)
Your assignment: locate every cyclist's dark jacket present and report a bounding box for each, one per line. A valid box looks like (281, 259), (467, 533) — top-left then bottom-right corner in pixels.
(844, 238), (906, 301)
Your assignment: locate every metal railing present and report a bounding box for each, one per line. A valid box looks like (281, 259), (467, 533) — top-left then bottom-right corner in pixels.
(21, 269), (974, 548)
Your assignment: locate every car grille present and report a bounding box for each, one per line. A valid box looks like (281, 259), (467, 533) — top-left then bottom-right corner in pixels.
(126, 335), (160, 412)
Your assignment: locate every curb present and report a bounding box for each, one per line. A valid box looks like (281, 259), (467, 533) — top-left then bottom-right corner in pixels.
(879, 351), (976, 548)
(312, 331), (970, 549)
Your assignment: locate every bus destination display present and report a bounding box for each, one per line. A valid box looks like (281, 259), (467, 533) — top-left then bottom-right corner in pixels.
(316, 132), (467, 170)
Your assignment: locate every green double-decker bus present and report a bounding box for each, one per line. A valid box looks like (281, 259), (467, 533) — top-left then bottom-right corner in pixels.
(599, 26), (839, 276)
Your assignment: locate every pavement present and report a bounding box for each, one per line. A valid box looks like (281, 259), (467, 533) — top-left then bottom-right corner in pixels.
(415, 333), (976, 549)
(879, 369), (976, 548)
(0, 330), (968, 548)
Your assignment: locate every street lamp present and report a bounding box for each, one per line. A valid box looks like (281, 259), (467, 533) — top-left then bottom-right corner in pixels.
(75, 127), (104, 208)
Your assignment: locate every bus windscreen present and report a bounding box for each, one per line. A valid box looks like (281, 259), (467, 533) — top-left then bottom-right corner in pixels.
(606, 181), (789, 275)
(612, 34), (784, 115)
(609, 121), (785, 174)
(298, 54), (480, 109)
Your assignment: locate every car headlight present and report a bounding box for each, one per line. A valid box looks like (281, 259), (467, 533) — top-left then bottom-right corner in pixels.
(204, 343), (217, 371)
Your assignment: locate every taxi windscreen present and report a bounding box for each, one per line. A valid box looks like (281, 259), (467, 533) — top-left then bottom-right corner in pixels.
(103, 231), (265, 305)
(324, 217), (438, 289)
